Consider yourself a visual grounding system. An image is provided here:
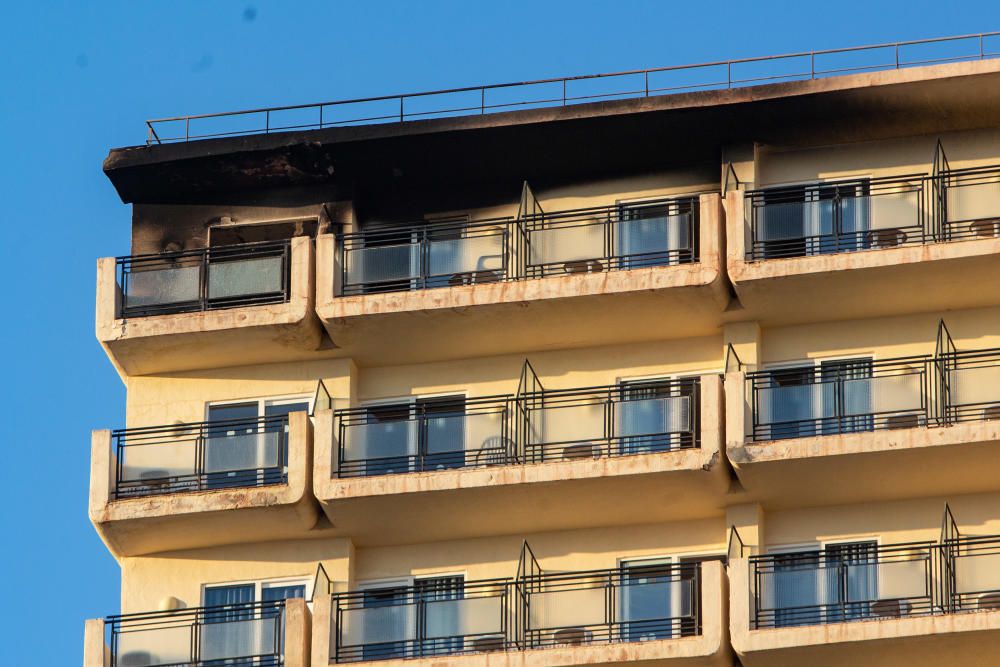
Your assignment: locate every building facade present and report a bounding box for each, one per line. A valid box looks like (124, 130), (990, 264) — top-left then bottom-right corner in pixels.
(85, 35), (1000, 667)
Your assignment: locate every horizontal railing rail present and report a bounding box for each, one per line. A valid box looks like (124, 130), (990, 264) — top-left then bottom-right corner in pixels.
(750, 541), (937, 629)
(333, 378), (702, 478)
(332, 578), (512, 662)
(338, 217), (513, 296)
(112, 414), (291, 498)
(523, 563), (701, 647)
(519, 378), (701, 463)
(106, 600), (285, 667)
(144, 32), (1000, 144)
(745, 174), (927, 260)
(746, 355), (933, 441)
(334, 395), (516, 477)
(116, 240), (291, 318)
(522, 197), (700, 278)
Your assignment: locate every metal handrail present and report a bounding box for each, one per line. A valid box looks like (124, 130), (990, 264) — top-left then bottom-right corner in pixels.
(144, 32), (1000, 144)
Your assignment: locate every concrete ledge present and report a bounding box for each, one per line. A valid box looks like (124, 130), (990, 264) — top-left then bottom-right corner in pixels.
(730, 558), (1000, 667)
(96, 236), (325, 376)
(311, 562), (729, 667)
(314, 375), (729, 546)
(90, 412), (320, 556)
(725, 371), (1000, 507)
(723, 190), (1000, 326)
(315, 194), (729, 366)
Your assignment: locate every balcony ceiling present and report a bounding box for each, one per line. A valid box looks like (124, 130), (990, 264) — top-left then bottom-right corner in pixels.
(103, 60), (1000, 207)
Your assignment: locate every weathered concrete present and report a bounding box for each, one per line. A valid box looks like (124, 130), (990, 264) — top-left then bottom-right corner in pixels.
(730, 557), (1000, 667)
(317, 194), (730, 366)
(314, 375), (730, 546)
(83, 618), (108, 667)
(90, 412), (320, 557)
(97, 236), (326, 377)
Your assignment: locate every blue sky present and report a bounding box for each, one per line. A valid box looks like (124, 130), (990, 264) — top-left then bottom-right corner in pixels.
(0, 1), (996, 663)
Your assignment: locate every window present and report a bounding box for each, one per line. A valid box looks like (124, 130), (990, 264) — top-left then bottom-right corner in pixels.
(619, 558), (680, 642)
(756, 179), (871, 259)
(204, 397), (310, 489)
(768, 549), (822, 628)
(825, 541), (878, 622)
(617, 199), (694, 268)
(359, 575), (466, 660)
(617, 377), (697, 454)
(360, 396), (467, 476)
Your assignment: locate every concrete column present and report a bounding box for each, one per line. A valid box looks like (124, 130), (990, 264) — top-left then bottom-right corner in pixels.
(727, 556), (752, 657)
(723, 321), (761, 371)
(310, 586), (333, 667)
(700, 374), (724, 457)
(315, 234), (336, 305)
(726, 503), (765, 556)
(698, 192), (725, 272)
(88, 430), (112, 526)
(723, 189), (747, 275)
(314, 359), (358, 480)
(83, 618), (108, 667)
(284, 597), (311, 667)
(289, 235), (316, 310)
(724, 370), (748, 452)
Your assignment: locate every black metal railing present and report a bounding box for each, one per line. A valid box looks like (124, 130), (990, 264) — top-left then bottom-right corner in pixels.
(332, 579), (513, 662)
(144, 32), (1000, 144)
(750, 541), (937, 629)
(107, 600), (285, 667)
(113, 415), (291, 499)
(521, 197), (699, 278)
(117, 240), (291, 317)
(746, 165), (1000, 260)
(750, 535), (1000, 629)
(334, 395), (515, 478)
(746, 174), (926, 260)
(338, 218), (512, 296)
(746, 346), (1000, 442)
(746, 356), (932, 441)
(333, 377), (701, 478)
(519, 378), (700, 463)
(522, 563), (701, 648)
(330, 563), (703, 663)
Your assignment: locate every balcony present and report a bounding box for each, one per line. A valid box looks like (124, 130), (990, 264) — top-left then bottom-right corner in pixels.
(97, 237), (323, 375)
(730, 537), (1000, 667)
(90, 412), (319, 556)
(316, 194), (726, 365)
(726, 347), (1000, 507)
(314, 375), (726, 545)
(313, 560), (729, 666)
(725, 165), (1000, 325)
(84, 599), (310, 667)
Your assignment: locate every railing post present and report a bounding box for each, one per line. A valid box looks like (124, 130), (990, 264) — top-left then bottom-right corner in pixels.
(265, 109), (270, 134)
(481, 88), (485, 114)
(399, 96), (404, 122)
(644, 70), (649, 96)
(811, 52), (815, 78)
(562, 79), (567, 105)
(185, 117), (190, 142)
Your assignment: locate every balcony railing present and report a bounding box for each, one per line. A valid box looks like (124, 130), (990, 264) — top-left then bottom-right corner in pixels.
(333, 378), (700, 478)
(750, 535), (1000, 630)
(746, 347), (1000, 442)
(106, 600), (285, 667)
(523, 563), (700, 647)
(117, 240), (291, 317)
(521, 198), (699, 278)
(331, 563), (701, 663)
(519, 378), (700, 463)
(333, 579), (513, 662)
(745, 165), (1000, 260)
(112, 415), (290, 499)
(339, 218), (512, 296)
(335, 196), (700, 296)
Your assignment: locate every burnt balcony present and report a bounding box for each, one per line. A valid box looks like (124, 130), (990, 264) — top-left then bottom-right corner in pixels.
(726, 165), (1000, 324)
(315, 560), (728, 666)
(730, 536), (1000, 666)
(85, 599), (309, 667)
(314, 375), (726, 545)
(726, 347), (1000, 507)
(97, 236), (322, 375)
(90, 412), (319, 556)
(316, 194), (726, 365)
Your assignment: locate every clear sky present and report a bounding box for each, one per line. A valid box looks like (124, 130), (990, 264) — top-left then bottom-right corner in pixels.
(0, 1), (996, 663)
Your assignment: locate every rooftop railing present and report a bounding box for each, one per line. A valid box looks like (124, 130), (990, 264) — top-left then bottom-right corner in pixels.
(336, 196), (700, 296)
(745, 346), (1000, 442)
(750, 535), (1000, 630)
(117, 240), (291, 318)
(330, 562), (702, 663)
(333, 377), (701, 478)
(745, 165), (1000, 260)
(106, 600), (286, 667)
(143, 32), (1000, 144)
(112, 414), (291, 499)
